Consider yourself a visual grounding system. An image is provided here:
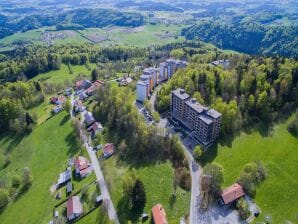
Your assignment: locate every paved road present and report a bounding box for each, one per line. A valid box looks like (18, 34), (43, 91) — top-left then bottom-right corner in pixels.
(85, 138), (120, 223)
(70, 93), (119, 223)
(148, 88), (202, 224)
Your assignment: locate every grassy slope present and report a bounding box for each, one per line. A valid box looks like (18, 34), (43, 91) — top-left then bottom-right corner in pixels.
(31, 64), (95, 84)
(0, 111), (93, 224)
(203, 116), (298, 223)
(102, 156), (190, 223)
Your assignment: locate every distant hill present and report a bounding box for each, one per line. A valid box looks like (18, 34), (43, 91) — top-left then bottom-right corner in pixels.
(182, 21), (298, 57)
(0, 8), (144, 39)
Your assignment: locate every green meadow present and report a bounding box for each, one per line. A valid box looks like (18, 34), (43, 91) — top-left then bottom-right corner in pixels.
(102, 156), (190, 223)
(0, 111), (95, 224)
(201, 116), (298, 223)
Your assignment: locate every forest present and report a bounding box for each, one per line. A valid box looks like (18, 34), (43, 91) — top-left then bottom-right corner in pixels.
(0, 8), (144, 39)
(182, 20), (298, 57)
(156, 54), (298, 135)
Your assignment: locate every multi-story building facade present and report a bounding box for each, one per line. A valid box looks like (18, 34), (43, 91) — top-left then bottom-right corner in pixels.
(171, 88), (222, 146)
(136, 59), (187, 102)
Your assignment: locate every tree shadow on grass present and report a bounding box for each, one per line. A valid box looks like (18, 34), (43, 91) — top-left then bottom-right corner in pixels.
(199, 143), (218, 167)
(2, 132), (28, 155)
(13, 185), (31, 202)
(60, 114), (70, 126)
(65, 132), (80, 156)
(169, 194), (176, 210)
(116, 196), (142, 223)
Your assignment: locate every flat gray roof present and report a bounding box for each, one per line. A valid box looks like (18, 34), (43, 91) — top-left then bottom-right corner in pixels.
(185, 99), (208, 113)
(172, 88), (190, 100)
(206, 109), (221, 119)
(199, 115), (213, 125)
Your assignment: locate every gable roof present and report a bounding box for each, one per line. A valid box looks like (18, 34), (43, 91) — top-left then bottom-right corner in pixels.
(67, 196), (82, 218)
(152, 204), (168, 224)
(74, 156), (89, 171)
(103, 143), (115, 157)
(87, 122), (103, 132)
(220, 183), (245, 204)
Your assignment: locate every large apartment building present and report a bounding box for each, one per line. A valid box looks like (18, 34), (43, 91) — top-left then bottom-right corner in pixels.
(137, 59), (187, 102)
(171, 88), (221, 146)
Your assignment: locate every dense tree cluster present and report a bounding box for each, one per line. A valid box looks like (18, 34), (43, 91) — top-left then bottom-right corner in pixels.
(182, 20), (298, 57)
(93, 84), (190, 188)
(156, 54), (298, 135)
(0, 44), (147, 83)
(0, 81), (44, 133)
(0, 8), (144, 39)
(238, 161), (267, 197)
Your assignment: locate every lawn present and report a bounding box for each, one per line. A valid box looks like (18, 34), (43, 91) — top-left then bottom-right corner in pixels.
(31, 63), (96, 84)
(0, 111), (95, 224)
(201, 116), (298, 223)
(102, 155), (190, 223)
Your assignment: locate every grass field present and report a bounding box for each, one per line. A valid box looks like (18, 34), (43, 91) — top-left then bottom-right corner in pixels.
(201, 116), (298, 223)
(31, 64), (95, 84)
(0, 24), (185, 51)
(102, 155), (190, 223)
(0, 111), (95, 224)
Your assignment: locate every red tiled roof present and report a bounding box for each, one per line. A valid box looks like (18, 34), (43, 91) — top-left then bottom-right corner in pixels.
(86, 80), (104, 94)
(220, 183), (245, 205)
(74, 156), (89, 171)
(67, 196), (82, 218)
(103, 143), (115, 156)
(152, 204), (168, 224)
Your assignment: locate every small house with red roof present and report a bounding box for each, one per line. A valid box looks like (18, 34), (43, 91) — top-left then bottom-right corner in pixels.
(75, 79), (92, 91)
(74, 156), (90, 178)
(86, 80), (104, 96)
(220, 183), (245, 205)
(50, 95), (67, 105)
(102, 143), (115, 158)
(152, 204), (168, 224)
(66, 196), (83, 221)
(74, 99), (84, 113)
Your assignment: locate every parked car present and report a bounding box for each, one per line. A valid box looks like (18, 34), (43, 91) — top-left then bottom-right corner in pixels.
(93, 144), (102, 151)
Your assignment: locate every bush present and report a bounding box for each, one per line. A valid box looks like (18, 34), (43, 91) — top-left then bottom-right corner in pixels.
(152, 112), (160, 123)
(22, 167), (33, 190)
(236, 198), (250, 220)
(174, 167), (191, 190)
(11, 175), (21, 188)
(287, 115), (298, 136)
(0, 188), (9, 209)
(238, 161), (267, 197)
(193, 145), (203, 161)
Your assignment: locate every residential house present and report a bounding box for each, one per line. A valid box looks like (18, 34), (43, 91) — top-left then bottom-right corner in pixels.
(102, 143), (115, 158)
(84, 112), (95, 127)
(79, 92), (89, 101)
(66, 181), (73, 194)
(74, 99), (84, 113)
(86, 80), (104, 96)
(209, 59), (230, 70)
(75, 79), (92, 91)
(50, 95), (67, 105)
(52, 105), (63, 114)
(74, 156), (90, 178)
(65, 88), (73, 96)
(171, 88), (221, 147)
(220, 183), (245, 205)
(151, 204), (168, 224)
(57, 167), (71, 186)
(87, 122), (103, 138)
(66, 196), (83, 221)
